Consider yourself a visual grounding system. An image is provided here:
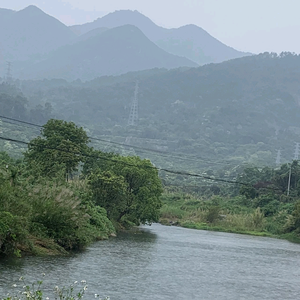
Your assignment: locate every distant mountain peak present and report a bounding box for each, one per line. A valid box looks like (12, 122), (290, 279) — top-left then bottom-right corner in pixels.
(25, 5), (40, 9)
(113, 9), (141, 13)
(0, 4), (76, 62)
(108, 9), (146, 16)
(21, 5), (44, 13)
(70, 9), (249, 65)
(100, 9), (156, 25)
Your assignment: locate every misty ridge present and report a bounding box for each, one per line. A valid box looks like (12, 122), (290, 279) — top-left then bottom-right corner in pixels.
(1, 4), (300, 173)
(0, 5), (249, 80)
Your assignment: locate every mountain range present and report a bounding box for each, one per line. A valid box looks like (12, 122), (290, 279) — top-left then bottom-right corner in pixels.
(24, 25), (197, 81)
(70, 10), (250, 65)
(0, 5), (251, 80)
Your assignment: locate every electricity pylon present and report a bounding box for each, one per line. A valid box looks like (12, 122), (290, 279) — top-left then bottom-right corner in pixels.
(128, 81), (139, 126)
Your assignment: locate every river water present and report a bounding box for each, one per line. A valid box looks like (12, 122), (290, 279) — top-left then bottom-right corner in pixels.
(1, 224), (300, 299)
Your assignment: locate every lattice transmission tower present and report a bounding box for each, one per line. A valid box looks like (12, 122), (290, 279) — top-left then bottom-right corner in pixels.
(5, 61), (12, 83)
(128, 81), (139, 126)
(276, 150), (281, 166)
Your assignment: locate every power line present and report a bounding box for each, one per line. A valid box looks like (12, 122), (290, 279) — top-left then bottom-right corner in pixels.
(0, 119), (237, 180)
(0, 119), (40, 132)
(0, 115), (43, 128)
(0, 114), (244, 167)
(0, 135), (281, 192)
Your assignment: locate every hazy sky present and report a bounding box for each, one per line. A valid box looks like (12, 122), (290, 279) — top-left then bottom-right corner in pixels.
(2, 0), (300, 54)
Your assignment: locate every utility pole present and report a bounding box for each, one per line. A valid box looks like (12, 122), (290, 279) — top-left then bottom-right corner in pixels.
(287, 163), (292, 196)
(128, 81), (139, 126)
(294, 143), (300, 160)
(276, 150), (281, 166)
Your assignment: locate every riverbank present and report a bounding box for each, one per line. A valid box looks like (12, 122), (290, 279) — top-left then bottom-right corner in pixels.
(159, 192), (300, 243)
(0, 177), (116, 258)
(160, 217), (300, 243)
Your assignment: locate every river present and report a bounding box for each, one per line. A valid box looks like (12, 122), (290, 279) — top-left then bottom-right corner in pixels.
(1, 224), (300, 299)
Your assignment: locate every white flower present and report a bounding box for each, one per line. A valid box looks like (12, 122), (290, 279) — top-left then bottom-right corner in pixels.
(12, 284), (17, 287)
(83, 285), (88, 291)
(81, 280), (86, 284)
(74, 281), (78, 284)
(19, 276), (23, 281)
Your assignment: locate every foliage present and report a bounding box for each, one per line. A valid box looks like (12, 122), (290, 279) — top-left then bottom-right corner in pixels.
(88, 154), (163, 226)
(205, 206), (220, 223)
(0, 161), (114, 256)
(25, 119), (90, 179)
(0, 118), (164, 256)
(159, 183), (300, 241)
(0, 212), (28, 257)
(28, 184), (105, 250)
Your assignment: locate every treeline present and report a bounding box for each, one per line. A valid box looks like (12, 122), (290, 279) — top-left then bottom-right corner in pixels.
(0, 119), (162, 257)
(0, 83), (55, 125)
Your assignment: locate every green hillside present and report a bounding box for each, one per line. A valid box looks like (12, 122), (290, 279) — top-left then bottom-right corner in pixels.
(9, 53), (297, 179)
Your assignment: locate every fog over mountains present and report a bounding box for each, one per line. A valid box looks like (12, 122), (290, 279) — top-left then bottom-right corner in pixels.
(71, 10), (250, 65)
(0, 5), (250, 80)
(24, 25), (197, 81)
(0, 6), (76, 61)
(1, 4), (300, 172)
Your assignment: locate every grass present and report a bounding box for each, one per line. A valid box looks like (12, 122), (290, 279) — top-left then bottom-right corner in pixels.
(159, 192), (300, 243)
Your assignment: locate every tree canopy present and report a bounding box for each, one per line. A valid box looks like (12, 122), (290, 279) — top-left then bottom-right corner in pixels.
(24, 119), (163, 228)
(25, 119), (90, 179)
(88, 152), (163, 226)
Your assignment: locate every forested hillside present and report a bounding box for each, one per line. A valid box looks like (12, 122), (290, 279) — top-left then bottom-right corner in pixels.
(5, 52), (298, 177)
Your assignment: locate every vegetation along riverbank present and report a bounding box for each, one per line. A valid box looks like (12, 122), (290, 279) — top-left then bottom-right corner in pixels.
(2, 118), (300, 258)
(0, 119), (162, 257)
(160, 162), (300, 243)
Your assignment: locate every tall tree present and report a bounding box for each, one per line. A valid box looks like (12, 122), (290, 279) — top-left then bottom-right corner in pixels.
(25, 119), (90, 179)
(89, 154), (163, 226)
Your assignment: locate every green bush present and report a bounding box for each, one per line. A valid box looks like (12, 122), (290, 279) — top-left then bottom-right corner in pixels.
(160, 205), (185, 219)
(205, 206), (220, 223)
(261, 200), (280, 216)
(0, 211), (29, 256)
(252, 207), (264, 229)
(28, 185), (113, 250)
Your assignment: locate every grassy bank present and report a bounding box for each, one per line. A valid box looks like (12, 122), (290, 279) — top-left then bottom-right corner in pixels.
(159, 191), (300, 243)
(0, 173), (116, 257)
